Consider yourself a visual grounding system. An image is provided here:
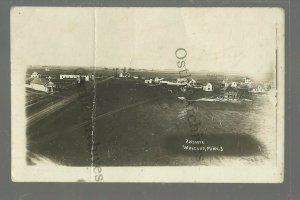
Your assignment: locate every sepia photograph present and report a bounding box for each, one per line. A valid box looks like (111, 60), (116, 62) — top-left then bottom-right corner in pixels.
(11, 7), (284, 182)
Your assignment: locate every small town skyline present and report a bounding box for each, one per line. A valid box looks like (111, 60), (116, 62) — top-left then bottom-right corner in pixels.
(28, 64), (274, 81)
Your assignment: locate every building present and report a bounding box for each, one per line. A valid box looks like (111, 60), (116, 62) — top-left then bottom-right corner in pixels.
(60, 74), (94, 82)
(189, 79), (196, 84)
(29, 78), (55, 93)
(187, 79), (197, 87)
(244, 78), (252, 84)
(222, 79), (229, 88)
(145, 79), (153, 84)
(231, 82), (238, 88)
(250, 85), (266, 94)
(118, 72), (131, 78)
(30, 72), (41, 79)
(203, 82), (213, 91)
(125, 72), (131, 78)
(60, 74), (79, 79)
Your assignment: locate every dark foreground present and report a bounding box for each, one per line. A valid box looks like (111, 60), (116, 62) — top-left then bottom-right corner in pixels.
(27, 78), (272, 166)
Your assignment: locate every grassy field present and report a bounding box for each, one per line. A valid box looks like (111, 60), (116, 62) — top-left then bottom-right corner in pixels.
(27, 77), (274, 166)
(93, 81), (269, 166)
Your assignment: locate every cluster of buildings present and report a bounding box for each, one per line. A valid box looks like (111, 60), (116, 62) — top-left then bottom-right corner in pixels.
(144, 76), (271, 100)
(118, 72), (131, 78)
(27, 72), (95, 93)
(144, 77), (213, 92)
(222, 78), (269, 94)
(27, 76), (55, 93)
(117, 69), (140, 80)
(220, 78), (270, 100)
(221, 78), (253, 88)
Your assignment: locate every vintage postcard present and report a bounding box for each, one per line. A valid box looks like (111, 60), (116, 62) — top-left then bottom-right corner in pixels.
(11, 7), (284, 182)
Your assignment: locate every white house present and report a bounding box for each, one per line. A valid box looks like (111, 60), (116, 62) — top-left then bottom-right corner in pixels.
(118, 72), (131, 78)
(251, 85), (266, 93)
(29, 78), (55, 93)
(222, 79), (229, 87)
(244, 78), (252, 84)
(145, 79), (153, 84)
(189, 79), (196, 84)
(187, 79), (197, 87)
(250, 85), (267, 94)
(231, 82), (238, 88)
(30, 72), (41, 79)
(203, 82), (213, 91)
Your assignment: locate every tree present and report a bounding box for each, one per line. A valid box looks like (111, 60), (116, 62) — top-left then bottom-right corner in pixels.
(115, 68), (119, 77)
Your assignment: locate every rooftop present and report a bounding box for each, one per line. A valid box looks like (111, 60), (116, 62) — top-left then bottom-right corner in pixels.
(30, 78), (53, 86)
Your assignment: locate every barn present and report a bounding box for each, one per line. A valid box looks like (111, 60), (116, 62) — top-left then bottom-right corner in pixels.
(29, 78), (55, 93)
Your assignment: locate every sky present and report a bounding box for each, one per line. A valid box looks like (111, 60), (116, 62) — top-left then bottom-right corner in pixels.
(11, 7), (284, 78)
